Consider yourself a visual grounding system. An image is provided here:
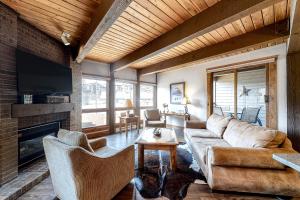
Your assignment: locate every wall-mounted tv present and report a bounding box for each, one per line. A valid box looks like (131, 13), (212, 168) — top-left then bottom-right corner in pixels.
(16, 49), (72, 95)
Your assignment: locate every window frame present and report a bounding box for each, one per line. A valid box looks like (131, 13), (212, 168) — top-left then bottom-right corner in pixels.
(81, 75), (110, 128)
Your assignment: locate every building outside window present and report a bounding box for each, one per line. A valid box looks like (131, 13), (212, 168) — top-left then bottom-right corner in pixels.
(140, 84), (154, 107)
(114, 80), (135, 124)
(115, 81), (134, 108)
(82, 77), (108, 128)
(140, 84), (155, 120)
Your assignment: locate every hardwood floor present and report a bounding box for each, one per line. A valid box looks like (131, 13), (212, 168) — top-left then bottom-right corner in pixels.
(17, 128), (298, 200)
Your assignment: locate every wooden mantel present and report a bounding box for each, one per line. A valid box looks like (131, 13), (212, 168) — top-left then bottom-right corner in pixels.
(11, 103), (75, 118)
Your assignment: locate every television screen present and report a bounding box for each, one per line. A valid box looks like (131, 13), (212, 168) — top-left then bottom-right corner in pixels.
(16, 49), (72, 95)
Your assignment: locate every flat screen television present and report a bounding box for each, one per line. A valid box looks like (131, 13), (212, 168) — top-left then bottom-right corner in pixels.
(16, 49), (72, 95)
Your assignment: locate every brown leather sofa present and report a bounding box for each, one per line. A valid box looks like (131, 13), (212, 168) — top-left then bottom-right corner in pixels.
(184, 114), (300, 196)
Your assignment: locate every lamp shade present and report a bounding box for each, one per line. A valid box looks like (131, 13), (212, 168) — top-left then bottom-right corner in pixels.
(182, 97), (191, 105)
(124, 99), (133, 108)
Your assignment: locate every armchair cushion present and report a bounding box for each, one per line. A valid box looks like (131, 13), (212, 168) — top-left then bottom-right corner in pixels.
(146, 120), (166, 128)
(145, 109), (161, 121)
(223, 119), (286, 148)
(208, 146), (296, 169)
(57, 129), (94, 152)
(206, 114), (231, 138)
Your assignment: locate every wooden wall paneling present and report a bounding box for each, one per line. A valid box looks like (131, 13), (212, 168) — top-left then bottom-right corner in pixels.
(268, 62), (277, 129)
(287, 52), (300, 152)
(286, 0), (300, 151)
(207, 72), (213, 118)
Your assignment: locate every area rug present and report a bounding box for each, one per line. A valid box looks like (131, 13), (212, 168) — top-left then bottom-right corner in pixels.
(134, 144), (206, 200)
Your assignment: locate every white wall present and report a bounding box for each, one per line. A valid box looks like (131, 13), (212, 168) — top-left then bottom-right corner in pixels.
(81, 60), (110, 77)
(140, 73), (156, 83)
(115, 67), (137, 82)
(157, 43), (288, 132)
(81, 60), (140, 82)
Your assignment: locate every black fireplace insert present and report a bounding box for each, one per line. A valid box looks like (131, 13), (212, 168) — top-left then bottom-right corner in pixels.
(18, 122), (60, 167)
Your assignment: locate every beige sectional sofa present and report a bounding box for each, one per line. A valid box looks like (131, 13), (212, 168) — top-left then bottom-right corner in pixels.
(184, 114), (300, 196)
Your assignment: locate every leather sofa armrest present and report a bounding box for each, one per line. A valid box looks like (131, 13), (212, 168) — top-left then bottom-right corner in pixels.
(185, 120), (206, 129)
(89, 137), (107, 150)
(207, 146), (297, 170)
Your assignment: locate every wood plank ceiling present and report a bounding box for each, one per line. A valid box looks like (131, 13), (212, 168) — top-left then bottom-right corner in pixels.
(86, 0), (221, 62)
(86, 0), (290, 68)
(1, 0), (101, 44)
(1, 0), (290, 71)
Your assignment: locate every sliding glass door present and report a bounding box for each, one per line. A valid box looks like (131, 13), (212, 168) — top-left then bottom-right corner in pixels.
(213, 67), (268, 127)
(213, 73), (235, 116)
(237, 68), (266, 126)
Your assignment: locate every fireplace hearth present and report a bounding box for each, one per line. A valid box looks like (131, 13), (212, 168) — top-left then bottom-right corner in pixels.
(18, 122), (60, 167)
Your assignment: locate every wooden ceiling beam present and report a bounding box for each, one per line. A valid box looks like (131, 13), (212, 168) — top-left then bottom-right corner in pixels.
(288, 0), (300, 53)
(112, 0), (284, 71)
(139, 21), (289, 75)
(75, 0), (133, 63)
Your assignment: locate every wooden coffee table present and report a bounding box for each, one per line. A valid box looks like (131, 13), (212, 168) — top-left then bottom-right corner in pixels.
(136, 128), (179, 171)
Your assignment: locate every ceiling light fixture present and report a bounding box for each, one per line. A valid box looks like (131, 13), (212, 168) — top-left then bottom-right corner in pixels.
(61, 31), (71, 46)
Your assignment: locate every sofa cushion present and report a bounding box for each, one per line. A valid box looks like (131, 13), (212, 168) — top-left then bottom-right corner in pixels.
(145, 109), (161, 120)
(191, 138), (231, 165)
(206, 114), (231, 138)
(207, 146), (294, 169)
(58, 129), (94, 152)
(185, 128), (220, 141)
(223, 119), (286, 148)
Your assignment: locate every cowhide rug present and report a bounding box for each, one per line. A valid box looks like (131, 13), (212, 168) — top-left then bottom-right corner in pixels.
(134, 144), (206, 200)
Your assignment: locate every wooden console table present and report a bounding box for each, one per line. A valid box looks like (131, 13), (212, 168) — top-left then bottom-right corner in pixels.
(161, 112), (190, 121)
(119, 115), (140, 136)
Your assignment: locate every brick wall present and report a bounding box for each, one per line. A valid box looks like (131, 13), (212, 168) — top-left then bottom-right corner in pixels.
(17, 20), (68, 66)
(0, 3), (80, 185)
(0, 3), (18, 185)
